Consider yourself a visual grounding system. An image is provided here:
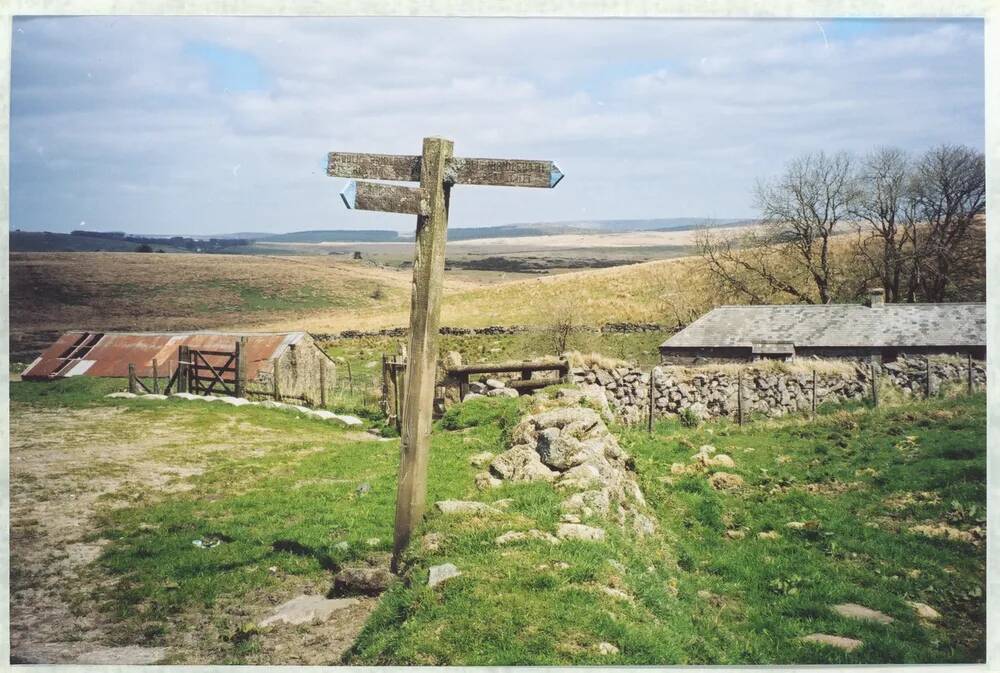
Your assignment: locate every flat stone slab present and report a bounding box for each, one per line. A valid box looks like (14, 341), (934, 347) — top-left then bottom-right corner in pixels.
(258, 594), (359, 627)
(906, 600), (941, 620)
(556, 523), (606, 541)
(495, 529), (560, 546)
(106, 392), (137, 399)
(800, 634), (863, 652)
(428, 563), (461, 587)
(831, 603), (894, 624)
(171, 392), (201, 400)
(75, 646), (169, 664)
(435, 500), (500, 515)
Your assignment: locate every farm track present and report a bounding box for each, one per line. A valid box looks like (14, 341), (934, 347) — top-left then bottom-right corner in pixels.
(7, 402), (378, 665)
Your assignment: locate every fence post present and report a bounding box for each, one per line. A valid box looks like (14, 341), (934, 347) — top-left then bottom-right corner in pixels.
(871, 362), (879, 408)
(152, 360), (159, 395)
(925, 356), (932, 398)
(811, 369), (817, 419)
(321, 361), (328, 408)
(380, 354), (388, 414)
(737, 371), (744, 427)
(647, 367), (655, 433)
(235, 338), (247, 399)
(967, 352), (974, 394)
(128, 363), (137, 394)
(177, 346), (189, 393)
(392, 360), (402, 432)
(273, 366), (281, 402)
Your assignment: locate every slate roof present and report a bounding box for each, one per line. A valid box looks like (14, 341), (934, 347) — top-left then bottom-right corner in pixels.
(660, 303), (986, 350)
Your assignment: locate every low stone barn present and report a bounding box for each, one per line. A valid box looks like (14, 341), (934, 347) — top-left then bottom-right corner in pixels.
(22, 330), (336, 403)
(659, 290), (986, 364)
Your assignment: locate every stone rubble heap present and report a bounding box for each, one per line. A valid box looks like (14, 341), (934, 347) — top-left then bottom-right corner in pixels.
(477, 388), (656, 537)
(462, 378), (520, 400)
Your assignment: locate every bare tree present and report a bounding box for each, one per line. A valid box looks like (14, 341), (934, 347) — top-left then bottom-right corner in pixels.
(849, 147), (914, 302)
(754, 151), (859, 304)
(907, 145), (986, 302)
(696, 227), (814, 304)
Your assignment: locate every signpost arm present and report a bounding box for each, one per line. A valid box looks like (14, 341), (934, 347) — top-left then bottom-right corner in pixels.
(392, 136), (454, 572)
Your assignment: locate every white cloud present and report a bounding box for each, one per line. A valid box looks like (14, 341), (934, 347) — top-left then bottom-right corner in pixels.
(10, 16), (984, 235)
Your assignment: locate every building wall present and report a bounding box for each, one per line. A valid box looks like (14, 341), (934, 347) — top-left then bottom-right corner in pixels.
(252, 334), (337, 406)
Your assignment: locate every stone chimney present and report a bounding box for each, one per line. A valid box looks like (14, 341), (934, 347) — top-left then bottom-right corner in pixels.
(867, 288), (885, 307)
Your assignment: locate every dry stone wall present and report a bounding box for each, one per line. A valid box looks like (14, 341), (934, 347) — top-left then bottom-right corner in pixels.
(570, 356), (986, 424)
(476, 387), (657, 538)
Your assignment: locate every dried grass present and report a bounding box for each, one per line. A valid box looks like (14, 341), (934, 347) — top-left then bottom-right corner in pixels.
(660, 358), (858, 378)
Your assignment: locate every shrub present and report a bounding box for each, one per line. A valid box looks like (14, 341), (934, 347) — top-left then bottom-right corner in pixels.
(678, 407), (701, 428)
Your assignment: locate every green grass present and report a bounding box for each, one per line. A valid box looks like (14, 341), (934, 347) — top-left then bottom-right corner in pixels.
(322, 330), (668, 375)
(11, 376), (130, 407)
(193, 280), (338, 313)
(10, 377), (985, 664)
(347, 393), (986, 665)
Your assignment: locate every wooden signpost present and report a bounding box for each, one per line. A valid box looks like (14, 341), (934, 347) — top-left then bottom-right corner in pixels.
(328, 137), (563, 571)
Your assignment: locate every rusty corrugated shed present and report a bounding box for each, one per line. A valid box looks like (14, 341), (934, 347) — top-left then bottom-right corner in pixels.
(22, 331), (306, 380)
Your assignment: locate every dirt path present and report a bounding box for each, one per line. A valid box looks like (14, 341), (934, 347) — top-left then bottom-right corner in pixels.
(8, 405), (377, 665)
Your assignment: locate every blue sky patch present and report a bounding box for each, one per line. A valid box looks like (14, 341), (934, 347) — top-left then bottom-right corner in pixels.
(185, 41), (268, 92)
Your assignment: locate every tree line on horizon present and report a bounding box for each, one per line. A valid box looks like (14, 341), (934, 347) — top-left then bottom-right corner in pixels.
(697, 144), (986, 305)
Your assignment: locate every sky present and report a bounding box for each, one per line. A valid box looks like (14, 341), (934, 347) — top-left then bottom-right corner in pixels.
(9, 16), (985, 236)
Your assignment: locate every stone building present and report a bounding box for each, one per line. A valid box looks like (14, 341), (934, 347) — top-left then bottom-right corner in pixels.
(659, 289), (986, 364)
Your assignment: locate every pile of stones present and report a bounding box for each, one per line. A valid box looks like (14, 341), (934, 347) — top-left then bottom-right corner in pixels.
(462, 378), (519, 400)
(475, 387), (656, 538)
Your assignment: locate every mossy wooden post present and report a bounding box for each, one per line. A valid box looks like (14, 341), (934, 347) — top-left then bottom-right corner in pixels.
(737, 371), (744, 426)
(273, 363), (281, 402)
(811, 369), (817, 419)
(925, 356), (932, 398)
(152, 360), (160, 395)
(646, 367), (655, 433)
(128, 363), (137, 394)
(392, 136), (453, 572)
(327, 138), (562, 573)
(871, 362), (879, 408)
(967, 352), (973, 394)
(177, 346), (190, 393)
(321, 361), (328, 408)
(235, 338), (247, 399)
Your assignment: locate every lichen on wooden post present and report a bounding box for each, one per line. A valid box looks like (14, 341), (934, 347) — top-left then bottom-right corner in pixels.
(392, 136), (453, 573)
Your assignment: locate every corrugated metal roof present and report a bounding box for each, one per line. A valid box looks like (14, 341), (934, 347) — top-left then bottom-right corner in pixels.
(22, 331), (309, 380)
(660, 303), (986, 350)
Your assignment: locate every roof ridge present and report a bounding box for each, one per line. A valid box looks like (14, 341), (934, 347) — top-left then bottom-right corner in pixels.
(712, 302), (986, 309)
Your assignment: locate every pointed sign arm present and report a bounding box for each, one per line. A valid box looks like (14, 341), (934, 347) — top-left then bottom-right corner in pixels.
(340, 180), (429, 216)
(329, 152), (563, 188)
(447, 157), (563, 188)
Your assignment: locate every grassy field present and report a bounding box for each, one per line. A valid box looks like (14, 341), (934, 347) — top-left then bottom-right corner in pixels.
(8, 252), (482, 357)
(8, 377), (986, 665)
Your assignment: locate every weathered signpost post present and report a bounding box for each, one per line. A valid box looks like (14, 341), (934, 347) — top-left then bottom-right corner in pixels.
(327, 137), (563, 571)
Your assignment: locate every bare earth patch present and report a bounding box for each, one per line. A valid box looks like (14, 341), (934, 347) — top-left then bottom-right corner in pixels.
(8, 404), (374, 665)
